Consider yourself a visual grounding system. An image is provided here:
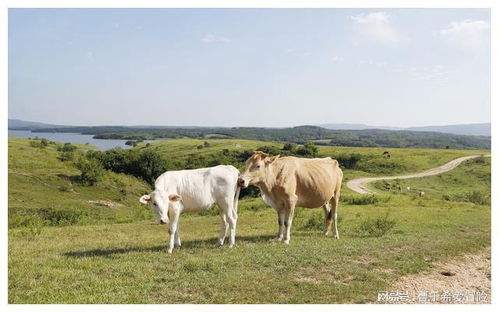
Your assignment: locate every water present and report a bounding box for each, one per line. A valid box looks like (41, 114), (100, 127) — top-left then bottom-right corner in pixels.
(8, 130), (155, 151)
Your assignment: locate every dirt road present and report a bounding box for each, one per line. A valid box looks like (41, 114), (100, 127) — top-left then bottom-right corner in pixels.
(346, 155), (483, 194)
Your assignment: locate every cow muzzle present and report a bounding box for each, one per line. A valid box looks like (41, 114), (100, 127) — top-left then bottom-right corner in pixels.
(238, 177), (249, 188)
(159, 219), (167, 225)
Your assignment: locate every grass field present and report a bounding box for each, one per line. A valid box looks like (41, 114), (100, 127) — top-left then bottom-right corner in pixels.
(371, 157), (491, 203)
(8, 137), (491, 303)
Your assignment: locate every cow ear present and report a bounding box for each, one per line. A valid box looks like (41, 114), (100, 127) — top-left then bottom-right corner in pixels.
(169, 194), (182, 201)
(253, 150), (269, 158)
(139, 194), (151, 204)
(266, 155), (280, 164)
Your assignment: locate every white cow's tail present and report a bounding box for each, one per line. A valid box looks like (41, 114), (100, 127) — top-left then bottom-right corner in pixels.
(233, 186), (241, 213)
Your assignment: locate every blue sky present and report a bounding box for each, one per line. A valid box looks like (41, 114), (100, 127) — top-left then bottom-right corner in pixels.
(8, 9), (490, 127)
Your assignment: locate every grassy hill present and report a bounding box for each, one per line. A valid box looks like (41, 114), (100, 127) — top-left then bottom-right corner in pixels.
(371, 156), (491, 203)
(136, 138), (486, 179)
(8, 138), (152, 229)
(8, 137), (490, 303)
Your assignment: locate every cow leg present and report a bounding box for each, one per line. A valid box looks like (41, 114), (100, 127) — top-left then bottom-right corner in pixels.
(331, 195), (340, 239)
(323, 203), (332, 236)
(283, 196), (297, 245)
(174, 222), (181, 248)
(226, 212), (237, 248)
(274, 208), (285, 241)
(167, 212), (180, 254)
(219, 198), (238, 248)
(216, 211), (229, 247)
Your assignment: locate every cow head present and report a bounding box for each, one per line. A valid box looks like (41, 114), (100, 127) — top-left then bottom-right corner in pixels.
(238, 151), (280, 188)
(139, 190), (182, 224)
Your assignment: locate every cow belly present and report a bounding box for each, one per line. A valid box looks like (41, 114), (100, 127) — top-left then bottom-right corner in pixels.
(182, 202), (214, 212)
(181, 196), (215, 212)
(296, 188), (335, 208)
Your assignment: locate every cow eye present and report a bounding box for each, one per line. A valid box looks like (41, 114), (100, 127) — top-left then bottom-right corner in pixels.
(256, 165), (261, 169)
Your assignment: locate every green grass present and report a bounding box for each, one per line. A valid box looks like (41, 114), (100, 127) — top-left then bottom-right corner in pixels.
(8, 137), (491, 303)
(9, 197), (489, 303)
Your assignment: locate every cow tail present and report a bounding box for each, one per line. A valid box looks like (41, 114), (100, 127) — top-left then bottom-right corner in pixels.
(233, 185), (241, 214)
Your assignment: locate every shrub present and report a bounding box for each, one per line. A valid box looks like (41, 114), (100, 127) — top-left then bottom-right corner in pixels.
(133, 149), (168, 184)
(336, 153), (362, 169)
(296, 210), (342, 231)
(256, 145), (282, 156)
(465, 190), (490, 205)
(73, 157), (104, 186)
(58, 151), (75, 162)
(357, 213), (397, 237)
(41, 208), (88, 226)
(282, 143), (297, 152)
(299, 211), (324, 231)
(86, 148), (167, 185)
(295, 141), (318, 157)
(29, 139), (48, 148)
(60, 143), (77, 152)
(9, 213), (45, 235)
(10, 208), (89, 227)
(342, 194), (379, 205)
(40, 138), (49, 147)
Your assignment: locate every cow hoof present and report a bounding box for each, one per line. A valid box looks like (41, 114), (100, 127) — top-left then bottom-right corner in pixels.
(272, 237), (283, 242)
(228, 243), (235, 249)
(167, 249), (173, 254)
(215, 241), (223, 248)
(283, 240), (290, 245)
(334, 235), (340, 240)
(174, 244), (181, 248)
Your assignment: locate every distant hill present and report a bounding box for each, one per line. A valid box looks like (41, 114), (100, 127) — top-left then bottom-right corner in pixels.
(9, 119), (491, 149)
(407, 123), (490, 136)
(317, 123), (401, 131)
(320, 122), (490, 136)
(8, 119), (65, 130)
(28, 124), (490, 150)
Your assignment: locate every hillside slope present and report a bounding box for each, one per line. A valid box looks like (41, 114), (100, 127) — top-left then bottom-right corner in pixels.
(8, 138), (152, 227)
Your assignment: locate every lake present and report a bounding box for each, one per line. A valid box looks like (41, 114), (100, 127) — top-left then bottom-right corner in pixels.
(8, 130), (156, 151)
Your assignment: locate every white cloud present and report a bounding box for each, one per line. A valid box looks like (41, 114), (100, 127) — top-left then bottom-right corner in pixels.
(440, 20), (490, 50)
(440, 19), (490, 36)
(201, 33), (230, 44)
(350, 12), (399, 43)
(332, 55), (344, 62)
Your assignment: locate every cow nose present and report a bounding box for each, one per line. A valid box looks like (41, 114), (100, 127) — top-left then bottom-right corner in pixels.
(238, 178), (245, 186)
(159, 220), (166, 225)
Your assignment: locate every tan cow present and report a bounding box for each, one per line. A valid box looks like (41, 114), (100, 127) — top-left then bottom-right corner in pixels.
(238, 151), (343, 244)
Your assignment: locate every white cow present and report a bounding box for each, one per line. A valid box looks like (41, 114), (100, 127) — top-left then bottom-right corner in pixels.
(139, 165), (240, 253)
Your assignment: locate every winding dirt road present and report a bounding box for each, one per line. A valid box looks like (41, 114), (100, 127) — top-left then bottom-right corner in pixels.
(346, 155), (483, 194)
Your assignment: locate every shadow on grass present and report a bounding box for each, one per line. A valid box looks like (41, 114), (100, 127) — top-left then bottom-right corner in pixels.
(63, 234), (275, 258)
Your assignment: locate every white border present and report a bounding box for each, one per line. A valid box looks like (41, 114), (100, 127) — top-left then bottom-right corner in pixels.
(1, 1), (496, 312)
